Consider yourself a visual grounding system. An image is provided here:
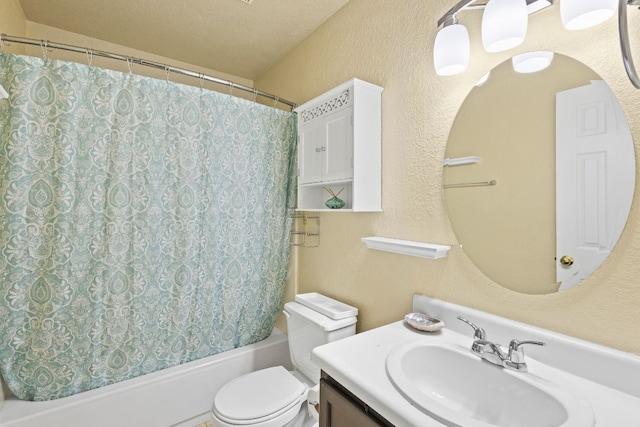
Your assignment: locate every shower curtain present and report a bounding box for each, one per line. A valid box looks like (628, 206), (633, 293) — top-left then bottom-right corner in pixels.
(0, 54), (297, 401)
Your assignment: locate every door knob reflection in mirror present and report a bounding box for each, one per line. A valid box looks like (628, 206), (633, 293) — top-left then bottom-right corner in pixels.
(560, 255), (574, 266)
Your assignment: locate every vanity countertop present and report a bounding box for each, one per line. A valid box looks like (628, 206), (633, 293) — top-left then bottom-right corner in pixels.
(311, 297), (640, 426)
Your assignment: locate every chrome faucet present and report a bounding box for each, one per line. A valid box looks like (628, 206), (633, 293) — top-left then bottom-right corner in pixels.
(457, 316), (545, 372)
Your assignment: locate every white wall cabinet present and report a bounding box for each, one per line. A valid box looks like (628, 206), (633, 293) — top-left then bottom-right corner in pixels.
(294, 78), (383, 212)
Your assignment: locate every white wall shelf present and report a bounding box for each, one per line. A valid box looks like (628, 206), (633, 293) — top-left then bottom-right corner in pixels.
(443, 156), (480, 167)
(361, 237), (451, 259)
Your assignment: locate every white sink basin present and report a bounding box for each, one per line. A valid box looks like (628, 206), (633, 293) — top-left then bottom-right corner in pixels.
(386, 341), (594, 427)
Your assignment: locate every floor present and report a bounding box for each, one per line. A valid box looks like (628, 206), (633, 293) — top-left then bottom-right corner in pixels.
(194, 422), (212, 427)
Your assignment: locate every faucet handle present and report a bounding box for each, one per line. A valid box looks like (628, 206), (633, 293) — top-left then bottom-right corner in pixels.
(508, 339), (546, 363)
(457, 316), (487, 340)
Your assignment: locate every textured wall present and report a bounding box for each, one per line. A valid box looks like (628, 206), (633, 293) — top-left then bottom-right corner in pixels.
(0, 0), (27, 53)
(257, 1), (640, 354)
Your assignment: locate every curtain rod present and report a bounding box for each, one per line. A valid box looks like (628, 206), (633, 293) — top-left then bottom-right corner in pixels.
(0, 34), (298, 110)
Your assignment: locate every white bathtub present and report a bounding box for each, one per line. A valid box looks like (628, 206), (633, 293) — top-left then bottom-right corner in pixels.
(0, 329), (291, 427)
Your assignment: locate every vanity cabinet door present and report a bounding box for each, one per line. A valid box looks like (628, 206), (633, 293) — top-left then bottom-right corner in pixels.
(319, 375), (393, 427)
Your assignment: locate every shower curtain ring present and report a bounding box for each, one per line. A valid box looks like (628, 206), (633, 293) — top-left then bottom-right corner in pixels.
(165, 65), (170, 83)
(40, 40), (49, 60)
(127, 57), (133, 74)
(86, 49), (93, 67)
(199, 73), (204, 91)
(252, 88), (258, 102)
(273, 96), (279, 108)
(228, 81), (233, 96)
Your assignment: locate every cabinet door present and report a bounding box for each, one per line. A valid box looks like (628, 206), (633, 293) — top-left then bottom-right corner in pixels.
(319, 378), (389, 427)
(298, 107), (353, 185)
(323, 107), (353, 182)
(298, 119), (325, 184)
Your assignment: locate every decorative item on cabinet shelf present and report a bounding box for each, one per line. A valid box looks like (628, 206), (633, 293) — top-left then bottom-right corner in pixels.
(296, 181), (354, 211)
(324, 186), (346, 209)
(361, 236), (452, 259)
(290, 212), (320, 247)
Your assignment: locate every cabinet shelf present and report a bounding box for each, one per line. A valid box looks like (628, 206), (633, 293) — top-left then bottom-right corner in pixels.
(297, 181), (353, 211)
(298, 179), (353, 188)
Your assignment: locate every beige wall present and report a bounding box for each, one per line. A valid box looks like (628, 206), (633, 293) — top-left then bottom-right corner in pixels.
(0, 0), (27, 53)
(257, 1), (640, 355)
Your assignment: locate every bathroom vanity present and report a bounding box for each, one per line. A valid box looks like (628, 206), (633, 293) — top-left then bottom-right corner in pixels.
(319, 372), (392, 426)
(312, 295), (640, 426)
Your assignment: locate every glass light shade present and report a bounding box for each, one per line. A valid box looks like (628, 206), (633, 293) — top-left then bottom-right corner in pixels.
(481, 0), (528, 53)
(433, 24), (470, 76)
(512, 51), (555, 73)
(561, 0), (617, 30)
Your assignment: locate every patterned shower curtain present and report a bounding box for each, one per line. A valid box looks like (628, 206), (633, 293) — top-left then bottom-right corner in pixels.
(0, 54), (297, 401)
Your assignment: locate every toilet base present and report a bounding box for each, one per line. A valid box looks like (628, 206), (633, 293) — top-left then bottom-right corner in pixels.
(282, 403), (317, 427)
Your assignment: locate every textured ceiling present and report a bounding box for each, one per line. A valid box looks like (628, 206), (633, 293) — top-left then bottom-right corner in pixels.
(18, 0), (349, 80)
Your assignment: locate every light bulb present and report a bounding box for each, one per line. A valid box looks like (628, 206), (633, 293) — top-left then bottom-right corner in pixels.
(561, 0), (617, 30)
(512, 51), (555, 73)
(433, 23), (470, 76)
(482, 0), (528, 53)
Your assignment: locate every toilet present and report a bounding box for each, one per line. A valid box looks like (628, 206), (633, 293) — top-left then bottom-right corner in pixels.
(210, 293), (358, 427)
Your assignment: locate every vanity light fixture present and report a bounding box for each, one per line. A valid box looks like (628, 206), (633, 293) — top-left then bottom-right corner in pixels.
(512, 51), (555, 73)
(482, 0), (528, 52)
(433, 15), (470, 76)
(433, 0), (553, 76)
(620, 0), (640, 88)
(527, 0), (553, 13)
(435, 0), (640, 89)
(561, 0), (617, 30)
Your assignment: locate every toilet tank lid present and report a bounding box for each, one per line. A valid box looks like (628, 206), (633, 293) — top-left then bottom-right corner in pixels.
(294, 293), (358, 320)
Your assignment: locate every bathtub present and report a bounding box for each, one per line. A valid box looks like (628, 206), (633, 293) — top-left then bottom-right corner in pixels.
(0, 329), (291, 427)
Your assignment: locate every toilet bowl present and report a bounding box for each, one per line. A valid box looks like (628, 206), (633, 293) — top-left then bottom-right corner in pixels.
(210, 293), (358, 427)
(211, 366), (307, 427)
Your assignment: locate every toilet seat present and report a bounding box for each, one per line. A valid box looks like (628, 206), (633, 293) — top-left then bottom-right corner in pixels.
(212, 366), (307, 427)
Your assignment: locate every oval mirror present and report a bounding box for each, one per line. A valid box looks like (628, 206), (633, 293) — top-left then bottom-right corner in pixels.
(443, 53), (635, 294)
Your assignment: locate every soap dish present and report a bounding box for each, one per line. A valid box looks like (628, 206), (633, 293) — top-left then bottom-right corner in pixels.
(405, 312), (445, 332)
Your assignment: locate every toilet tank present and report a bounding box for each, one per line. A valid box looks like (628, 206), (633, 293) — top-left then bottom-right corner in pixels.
(284, 293), (357, 384)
